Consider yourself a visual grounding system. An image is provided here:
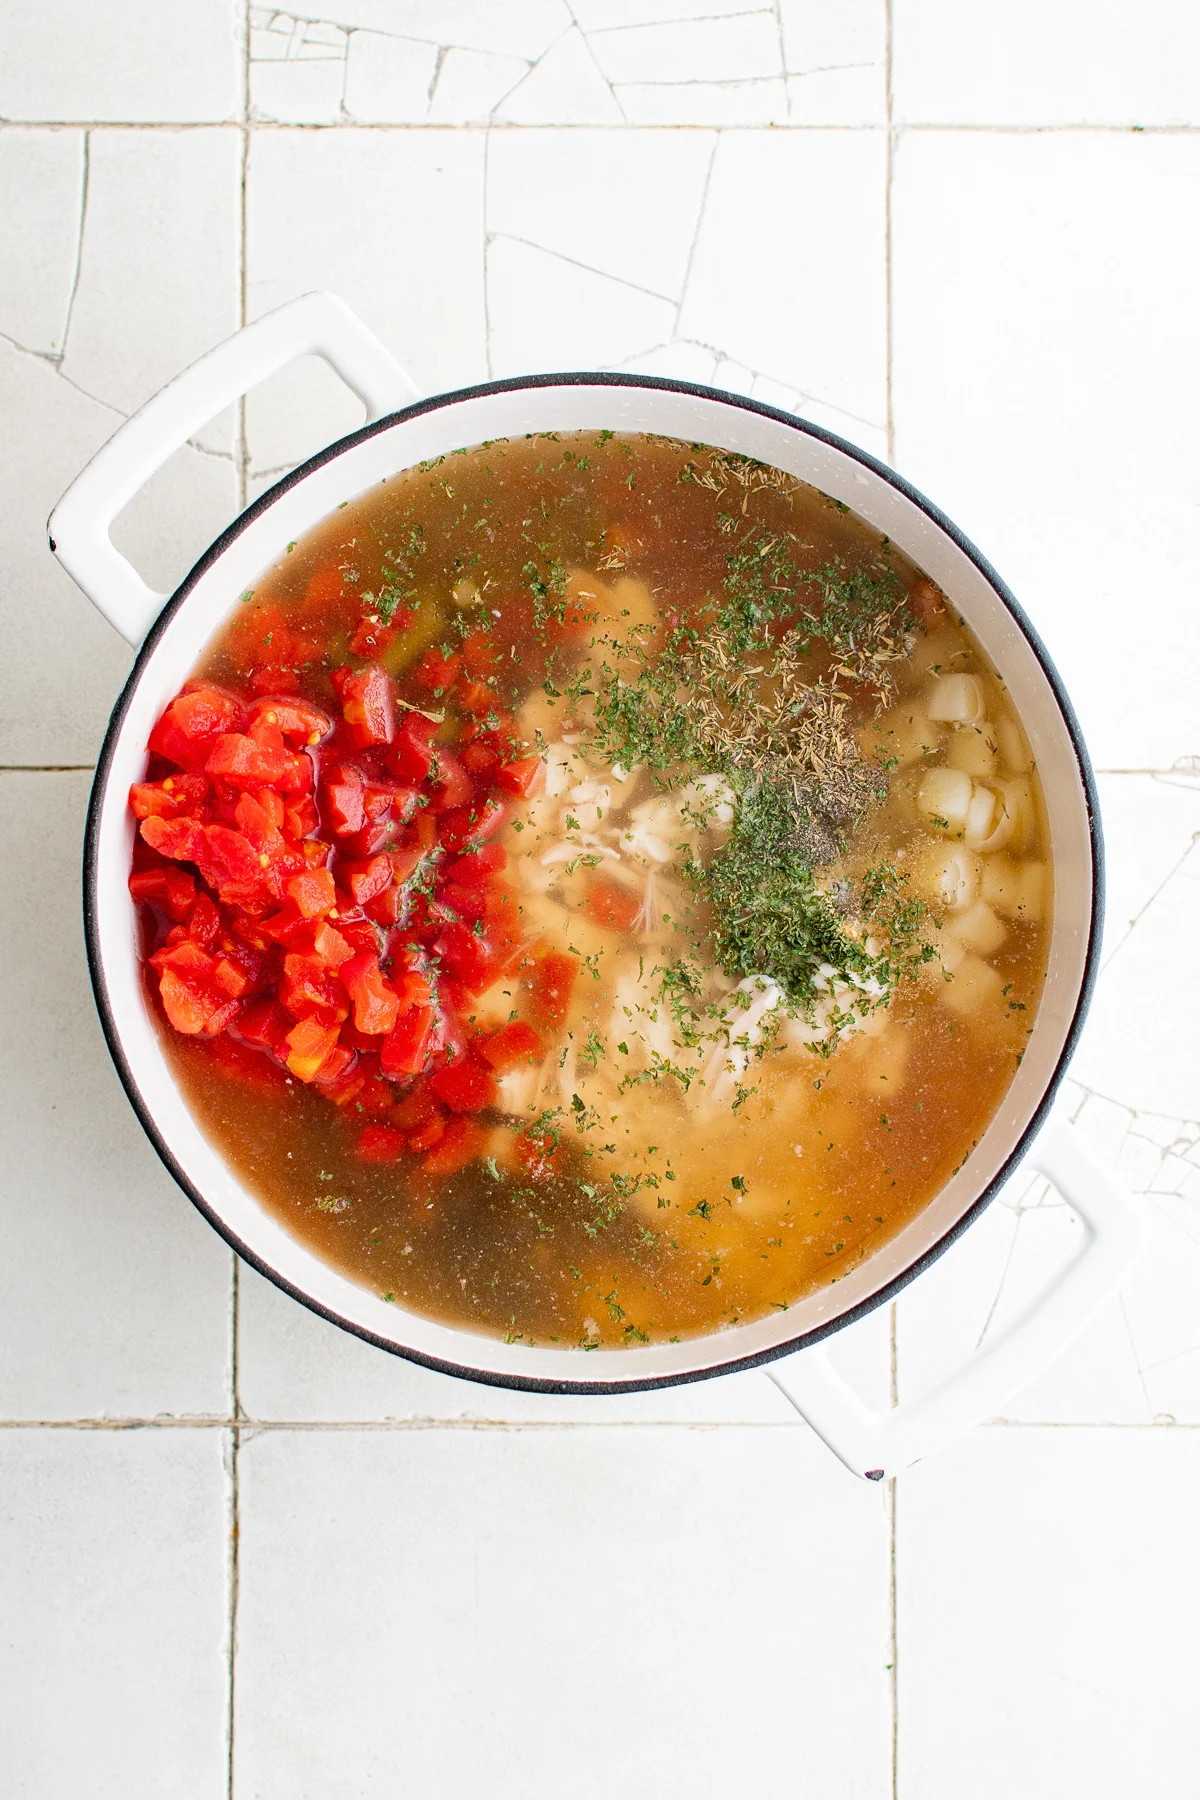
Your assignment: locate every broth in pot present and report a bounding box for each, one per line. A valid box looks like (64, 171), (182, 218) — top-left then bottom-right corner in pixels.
(127, 433), (1049, 1350)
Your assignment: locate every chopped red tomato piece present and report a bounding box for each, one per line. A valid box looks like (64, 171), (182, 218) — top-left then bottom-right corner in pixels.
(332, 663), (395, 748)
(480, 1021), (544, 1073)
(206, 729), (309, 790)
(342, 855), (393, 907)
(341, 952), (400, 1036)
(445, 843), (506, 884)
(286, 866), (336, 919)
(438, 796), (506, 854)
(584, 878), (641, 934)
(457, 678), (495, 715)
(303, 566), (345, 610)
(313, 1043), (356, 1086)
(430, 1056), (497, 1114)
(428, 750), (474, 813)
(461, 741), (499, 775)
(494, 756), (545, 799)
(422, 1115), (486, 1175)
(129, 772), (208, 819)
(280, 952), (347, 1025)
(151, 940), (243, 1037)
(390, 1085), (441, 1131)
(356, 1123), (407, 1163)
(284, 1016), (342, 1082)
(389, 712), (438, 782)
(148, 686), (242, 769)
(310, 920), (353, 967)
(414, 646), (461, 693)
(283, 793), (319, 839)
(530, 950), (577, 1026)
(249, 696), (330, 746)
(380, 1000), (437, 1078)
(514, 1124), (564, 1181)
(236, 998), (292, 1055)
(407, 1112), (446, 1153)
(320, 764), (366, 836)
(128, 867), (197, 921)
(432, 920), (497, 993)
(348, 617), (397, 659)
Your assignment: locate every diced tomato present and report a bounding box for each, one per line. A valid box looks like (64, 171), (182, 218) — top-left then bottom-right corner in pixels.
(280, 952), (347, 1024)
(303, 565), (346, 612)
(460, 740), (500, 775)
(187, 891), (221, 950)
(257, 902), (310, 947)
(249, 696), (331, 747)
(320, 764), (366, 836)
(445, 843), (506, 884)
(284, 1016), (342, 1082)
(152, 940), (242, 1038)
(430, 1056), (497, 1114)
(348, 617), (397, 659)
(423, 1115), (486, 1175)
(438, 796), (506, 854)
(205, 730), (294, 788)
(283, 793), (319, 839)
(149, 686), (242, 770)
(340, 952), (400, 1036)
(128, 773), (206, 820)
(407, 1112), (446, 1154)
(313, 1043), (356, 1087)
(584, 878), (641, 934)
(438, 880), (489, 921)
(514, 1124), (564, 1181)
(380, 1001), (437, 1078)
(340, 818), (395, 860)
(356, 1123), (407, 1163)
(128, 867), (197, 921)
(342, 855), (393, 907)
(310, 920), (353, 967)
(432, 919), (498, 993)
(457, 678), (495, 716)
(235, 998), (292, 1055)
(479, 1021), (544, 1073)
(332, 663), (395, 748)
(461, 631), (502, 678)
(410, 811), (438, 854)
(390, 1084), (441, 1131)
(388, 712), (438, 782)
(530, 950), (577, 1026)
(428, 750), (474, 813)
(494, 756), (545, 800)
(414, 646), (461, 694)
(286, 866), (336, 919)
(248, 664), (300, 697)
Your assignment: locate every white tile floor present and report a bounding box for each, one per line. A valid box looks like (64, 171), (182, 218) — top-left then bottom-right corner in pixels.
(2, 3), (1199, 1793)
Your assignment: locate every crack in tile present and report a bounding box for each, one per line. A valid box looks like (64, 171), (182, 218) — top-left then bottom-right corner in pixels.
(488, 230), (678, 304)
(672, 132), (719, 335)
(561, 9), (630, 124)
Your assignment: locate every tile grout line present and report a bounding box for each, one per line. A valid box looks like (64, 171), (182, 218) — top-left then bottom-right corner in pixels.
(3, 1415), (1197, 1432)
(3, 119), (1200, 134)
(58, 128), (90, 363)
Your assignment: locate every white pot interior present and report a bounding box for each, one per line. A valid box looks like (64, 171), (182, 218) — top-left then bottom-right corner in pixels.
(90, 381), (1095, 1387)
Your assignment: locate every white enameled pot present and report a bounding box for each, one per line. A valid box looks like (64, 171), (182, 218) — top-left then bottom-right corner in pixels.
(52, 294), (1139, 1479)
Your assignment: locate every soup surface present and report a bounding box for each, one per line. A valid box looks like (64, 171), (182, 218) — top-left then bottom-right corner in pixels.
(129, 432), (1049, 1349)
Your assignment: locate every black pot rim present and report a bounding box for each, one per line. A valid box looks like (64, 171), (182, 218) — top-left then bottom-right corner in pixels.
(82, 369), (1104, 1396)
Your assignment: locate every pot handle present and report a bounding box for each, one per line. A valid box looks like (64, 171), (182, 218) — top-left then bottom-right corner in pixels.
(765, 1120), (1140, 1480)
(47, 291), (418, 646)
